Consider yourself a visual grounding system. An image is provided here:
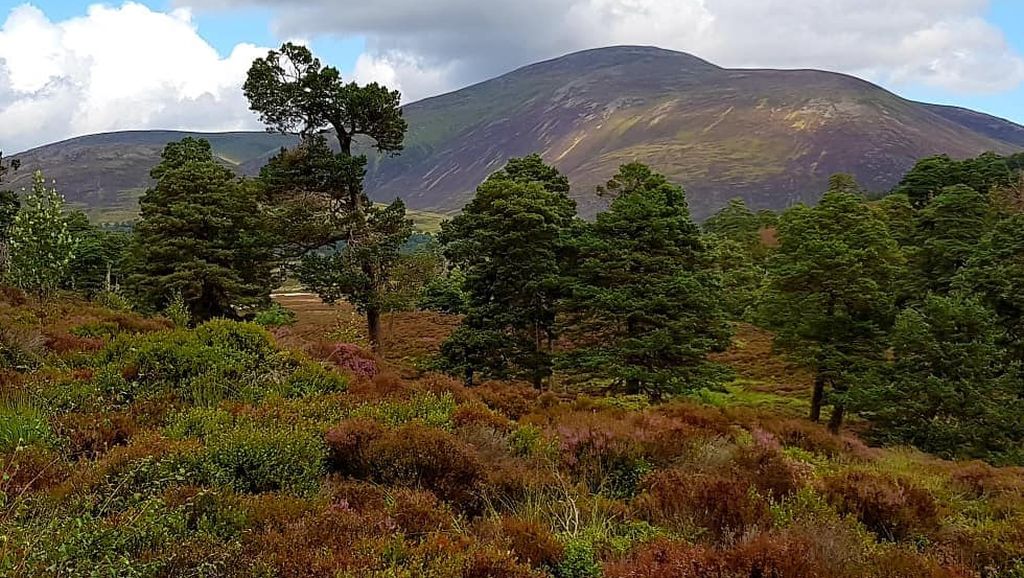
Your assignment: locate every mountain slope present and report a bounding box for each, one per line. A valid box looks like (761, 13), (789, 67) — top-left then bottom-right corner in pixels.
(364, 46), (1023, 217)
(9, 46), (1024, 220)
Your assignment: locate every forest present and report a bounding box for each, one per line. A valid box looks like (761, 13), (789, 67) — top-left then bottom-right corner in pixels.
(1, 43), (1024, 577)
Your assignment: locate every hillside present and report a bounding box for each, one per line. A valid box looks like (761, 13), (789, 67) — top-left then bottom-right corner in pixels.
(9, 46), (1024, 220)
(3, 288), (1024, 576)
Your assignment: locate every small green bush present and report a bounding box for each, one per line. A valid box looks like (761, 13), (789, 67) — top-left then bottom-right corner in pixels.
(556, 537), (601, 578)
(194, 425), (326, 495)
(283, 361), (348, 397)
(253, 302), (297, 328)
(350, 391), (456, 429)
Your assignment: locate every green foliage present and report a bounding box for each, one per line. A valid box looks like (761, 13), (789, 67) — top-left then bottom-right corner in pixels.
(0, 189), (18, 273)
(296, 199), (414, 345)
(907, 185), (992, 294)
(164, 291), (191, 328)
(556, 538), (602, 578)
(561, 163), (731, 398)
(439, 155), (578, 387)
(65, 212), (132, 296)
(703, 197), (763, 246)
(253, 302), (297, 328)
(418, 268), (468, 314)
(245, 42), (406, 155)
(955, 213), (1024, 360)
(191, 424), (326, 495)
(896, 152), (1020, 208)
(6, 172), (79, 295)
(258, 134), (368, 255)
(128, 138), (277, 321)
(92, 319), (330, 405)
(350, 391), (457, 429)
(853, 294), (1022, 461)
(760, 176), (904, 429)
(0, 395), (54, 452)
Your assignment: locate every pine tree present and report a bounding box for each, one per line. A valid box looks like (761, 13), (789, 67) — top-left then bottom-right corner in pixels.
(703, 198), (772, 319)
(439, 156), (577, 387)
(760, 176), (904, 432)
(908, 185), (992, 294)
(561, 163), (731, 399)
(295, 200), (413, 346)
(129, 138), (276, 321)
(954, 213), (1024, 361)
(853, 294), (1022, 461)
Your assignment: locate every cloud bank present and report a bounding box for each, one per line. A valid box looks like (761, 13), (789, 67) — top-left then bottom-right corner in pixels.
(0, 2), (268, 153)
(190, 0), (1024, 102)
(2, 0), (1023, 152)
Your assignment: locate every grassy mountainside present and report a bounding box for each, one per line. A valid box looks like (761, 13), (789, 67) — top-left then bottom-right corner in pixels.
(10, 46), (1024, 220)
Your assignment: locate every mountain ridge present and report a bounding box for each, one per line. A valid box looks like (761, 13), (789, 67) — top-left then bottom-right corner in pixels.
(8, 45), (1024, 220)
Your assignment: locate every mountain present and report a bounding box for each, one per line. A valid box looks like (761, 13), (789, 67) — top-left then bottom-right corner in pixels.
(8, 46), (1024, 220)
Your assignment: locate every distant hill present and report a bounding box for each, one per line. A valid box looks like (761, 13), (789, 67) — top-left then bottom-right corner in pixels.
(9, 46), (1024, 220)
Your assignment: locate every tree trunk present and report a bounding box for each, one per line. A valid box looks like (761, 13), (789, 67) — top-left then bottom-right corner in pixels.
(366, 307), (381, 349)
(828, 402), (846, 434)
(810, 373), (826, 422)
(532, 372), (543, 391)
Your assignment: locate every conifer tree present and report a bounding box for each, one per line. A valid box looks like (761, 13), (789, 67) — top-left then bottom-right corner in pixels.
(295, 200), (413, 346)
(908, 185), (992, 294)
(561, 163), (731, 399)
(129, 138), (275, 321)
(955, 213), (1024, 361)
(760, 175), (904, 431)
(853, 294), (1022, 460)
(439, 156), (577, 387)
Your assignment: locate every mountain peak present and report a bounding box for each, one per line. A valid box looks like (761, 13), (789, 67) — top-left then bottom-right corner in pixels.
(9, 45), (1024, 222)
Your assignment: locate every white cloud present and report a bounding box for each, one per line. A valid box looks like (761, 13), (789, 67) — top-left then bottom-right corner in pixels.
(0, 2), (268, 153)
(2, 0), (1023, 152)
(188, 0), (1024, 100)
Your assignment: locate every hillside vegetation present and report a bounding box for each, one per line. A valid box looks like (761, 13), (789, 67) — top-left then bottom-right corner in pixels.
(1, 290), (1024, 577)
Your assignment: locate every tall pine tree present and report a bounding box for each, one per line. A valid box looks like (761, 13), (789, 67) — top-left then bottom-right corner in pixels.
(760, 175), (904, 431)
(439, 156), (576, 388)
(129, 138), (275, 321)
(561, 163), (731, 399)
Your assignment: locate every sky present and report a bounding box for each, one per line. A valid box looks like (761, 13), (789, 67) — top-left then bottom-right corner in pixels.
(1, 0), (1023, 154)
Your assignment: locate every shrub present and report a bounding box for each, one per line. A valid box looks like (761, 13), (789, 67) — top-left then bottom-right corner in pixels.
(501, 517), (563, 569)
(326, 421), (486, 513)
(313, 342), (379, 379)
(554, 416), (652, 498)
(820, 469), (939, 542)
(633, 469), (771, 542)
(283, 360), (349, 397)
(195, 425), (326, 495)
(325, 418), (386, 475)
(54, 410), (138, 458)
(387, 488), (456, 537)
(350, 391), (457, 429)
(735, 431), (806, 500)
(253, 302), (297, 328)
(556, 538), (601, 578)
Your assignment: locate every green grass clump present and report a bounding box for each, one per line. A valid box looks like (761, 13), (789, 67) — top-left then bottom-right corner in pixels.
(351, 391), (457, 429)
(191, 425), (326, 496)
(0, 396), (55, 452)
